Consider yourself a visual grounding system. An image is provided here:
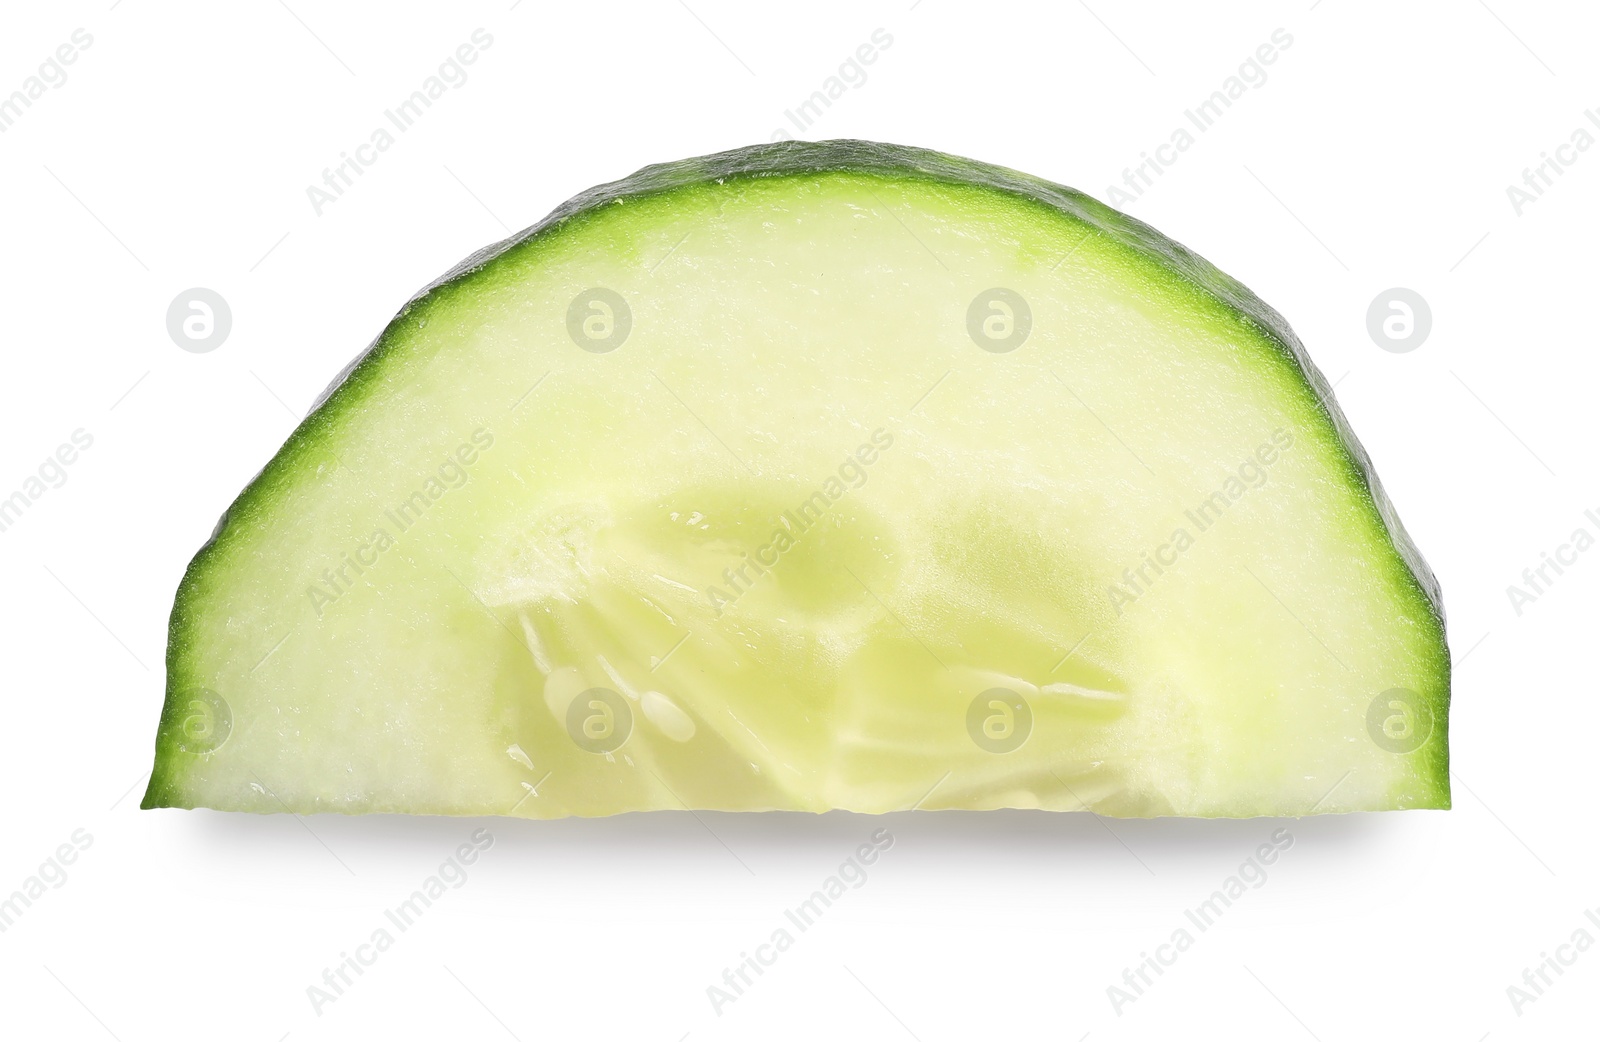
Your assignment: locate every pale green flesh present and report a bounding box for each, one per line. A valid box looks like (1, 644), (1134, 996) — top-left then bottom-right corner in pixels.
(145, 143), (1449, 818)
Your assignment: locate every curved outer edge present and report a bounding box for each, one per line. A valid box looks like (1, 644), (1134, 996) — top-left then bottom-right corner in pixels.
(308, 138), (1445, 626)
(150, 139), (1447, 809)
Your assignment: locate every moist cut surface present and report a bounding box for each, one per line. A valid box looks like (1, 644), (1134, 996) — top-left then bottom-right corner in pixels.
(143, 141), (1450, 818)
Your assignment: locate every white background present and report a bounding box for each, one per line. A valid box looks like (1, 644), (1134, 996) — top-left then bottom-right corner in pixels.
(0, 1), (1593, 1038)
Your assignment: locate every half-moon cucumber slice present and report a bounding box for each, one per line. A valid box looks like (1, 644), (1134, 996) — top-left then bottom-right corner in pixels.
(143, 140), (1448, 818)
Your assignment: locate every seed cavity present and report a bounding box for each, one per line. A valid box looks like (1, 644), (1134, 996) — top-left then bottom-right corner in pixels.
(642, 691), (696, 742)
(543, 665), (586, 721)
(1039, 681), (1126, 708)
(519, 611), (553, 675)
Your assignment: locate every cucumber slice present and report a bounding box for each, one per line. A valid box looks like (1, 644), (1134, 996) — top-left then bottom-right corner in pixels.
(142, 141), (1448, 818)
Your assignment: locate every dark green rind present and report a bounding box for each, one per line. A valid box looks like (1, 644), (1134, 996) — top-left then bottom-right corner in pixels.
(143, 140), (1449, 811)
